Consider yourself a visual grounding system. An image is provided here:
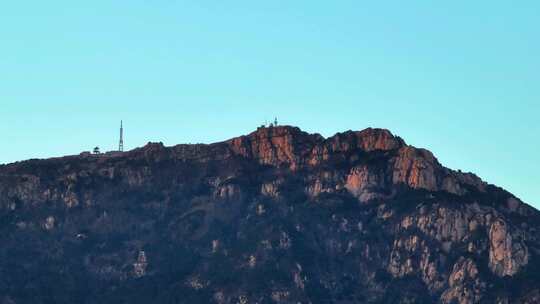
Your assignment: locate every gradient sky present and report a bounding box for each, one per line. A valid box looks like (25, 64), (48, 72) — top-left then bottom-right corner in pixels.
(1, 1), (538, 207)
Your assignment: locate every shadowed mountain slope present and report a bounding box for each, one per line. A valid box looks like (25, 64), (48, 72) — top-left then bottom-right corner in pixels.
(0, 126), (538, 304)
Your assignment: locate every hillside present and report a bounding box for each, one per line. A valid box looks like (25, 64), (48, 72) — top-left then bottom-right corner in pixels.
(0, 126), (538, 304)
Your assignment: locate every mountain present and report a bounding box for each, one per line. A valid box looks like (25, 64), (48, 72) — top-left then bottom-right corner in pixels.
(0, 125), (538, 304)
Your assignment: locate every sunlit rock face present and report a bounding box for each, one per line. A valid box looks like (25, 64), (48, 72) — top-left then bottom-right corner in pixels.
(345, 165), (388, 202)
(488, 219), (529, 277)
(0, 125), (538, 304)
(440, 257), (485, 304)
(228, 126), (323, 170)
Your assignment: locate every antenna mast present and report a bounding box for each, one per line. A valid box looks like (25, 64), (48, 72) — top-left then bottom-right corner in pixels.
(119, 120), (124, 152)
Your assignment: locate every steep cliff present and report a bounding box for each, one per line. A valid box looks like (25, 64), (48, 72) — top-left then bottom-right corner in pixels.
(0, 126), (538, 304)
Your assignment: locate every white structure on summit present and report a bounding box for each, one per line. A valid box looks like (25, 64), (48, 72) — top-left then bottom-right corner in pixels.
(264, 117), (279, 128)
(86, 121), (124, 156)
(119, 120), (124, 152)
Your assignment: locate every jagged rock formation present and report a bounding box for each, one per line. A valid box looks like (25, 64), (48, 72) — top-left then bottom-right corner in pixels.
(0, 125), (538, 304)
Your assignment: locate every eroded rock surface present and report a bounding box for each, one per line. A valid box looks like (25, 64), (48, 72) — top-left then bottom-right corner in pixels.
(489, 219), (529, 276)
(440, 258), (485, 304)
(0, 125), (538, 304)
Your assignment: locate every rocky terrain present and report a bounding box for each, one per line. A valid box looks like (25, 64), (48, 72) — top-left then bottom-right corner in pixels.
(0, 125), (539, 304)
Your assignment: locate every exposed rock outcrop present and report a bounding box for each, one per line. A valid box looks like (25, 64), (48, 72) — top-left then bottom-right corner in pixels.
(440, 258), (485, 304)
(345, 165), (389, 202)
(488, 219), (529, 276)
(0, 125), (537, 304)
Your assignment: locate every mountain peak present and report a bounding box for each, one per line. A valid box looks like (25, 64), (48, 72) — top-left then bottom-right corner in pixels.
(225, 126), (407, 169)
(223, 125), (487, 199)
(0, 125), (538, 303)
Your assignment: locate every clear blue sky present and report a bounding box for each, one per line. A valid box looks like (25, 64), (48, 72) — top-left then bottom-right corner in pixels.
(1, 1), (538, 207)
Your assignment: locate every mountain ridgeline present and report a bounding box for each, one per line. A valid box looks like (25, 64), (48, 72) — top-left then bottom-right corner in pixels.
(0, 126), (539, 304)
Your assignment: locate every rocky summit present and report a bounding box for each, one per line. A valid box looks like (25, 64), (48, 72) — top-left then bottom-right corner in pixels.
(0, 125), (539, 304)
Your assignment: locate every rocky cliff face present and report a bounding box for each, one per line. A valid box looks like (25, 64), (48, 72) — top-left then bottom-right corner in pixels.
(0, 126), (538, 304)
